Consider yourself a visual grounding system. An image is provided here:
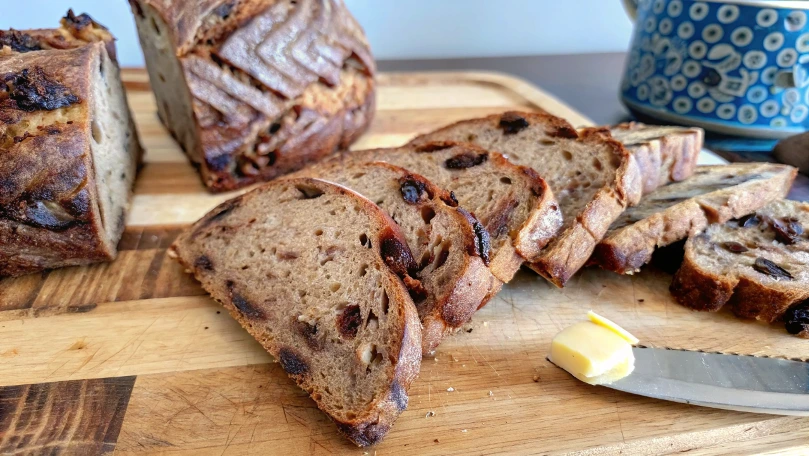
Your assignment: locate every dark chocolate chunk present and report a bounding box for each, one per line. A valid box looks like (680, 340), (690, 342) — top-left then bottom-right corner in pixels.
(722, 241), (749, 253)
(784, 302), (809, 335)
(772, 218), (804, 245)
(498, 112), (529, 135)
(7, 67), (80, 112)
(336, 304), (362, 339)
(400, 178), (428, 204)
(753, 257), (793, 280)
(279, 348), (309, 376)
(380, 230), (416, 276)
(226, 280), (265, 319)
(457, 208), (491, 265)
(445, 152), (488, 169)
(415, 142), (453, 153)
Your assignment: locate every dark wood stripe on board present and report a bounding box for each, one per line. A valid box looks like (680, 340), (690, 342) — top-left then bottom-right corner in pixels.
(0, 376), (136, 455)
(0, 226), (204, 321)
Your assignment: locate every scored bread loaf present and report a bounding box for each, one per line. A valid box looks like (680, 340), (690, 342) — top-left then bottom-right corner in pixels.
(294, 141), (564, 286)
(593, 163), (797, 274)
(0, 12), (143, 277)
(412, 111), (643, 287)
(609, 122), (703, 195)
(169, 178), (421, 447)
(129, 0), (376, 192)
(309, 162), (496, 354)
(670, 200), (809, 337)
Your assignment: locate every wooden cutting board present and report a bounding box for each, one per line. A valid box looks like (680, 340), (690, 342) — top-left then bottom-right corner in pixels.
(0, 70), (807, 455)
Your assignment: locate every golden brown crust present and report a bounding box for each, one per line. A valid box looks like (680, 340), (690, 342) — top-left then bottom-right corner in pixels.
(133, 0), (376, 192)
(0, 45), (106, 277)
(0, 13), (143, 278)
(170, 178), (421, 447)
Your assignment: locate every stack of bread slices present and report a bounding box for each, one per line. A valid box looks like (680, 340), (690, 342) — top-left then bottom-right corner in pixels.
(170, 108), (804, 446)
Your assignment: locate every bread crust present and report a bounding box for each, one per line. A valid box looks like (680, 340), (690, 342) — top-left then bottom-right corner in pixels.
(131, 0), (376, 192)
(0, 37), (142, 277)
(670, 200), (809, 328)
(595, 164), (797, 274)
(610, 122), (703, 195)
(170, 178), (421, 447)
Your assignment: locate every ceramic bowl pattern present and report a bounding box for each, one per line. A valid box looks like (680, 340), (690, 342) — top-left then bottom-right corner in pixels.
(621, 0), (809, 138)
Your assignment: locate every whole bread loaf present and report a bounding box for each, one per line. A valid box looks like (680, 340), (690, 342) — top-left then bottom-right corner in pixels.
(310, 162), (496, 354)
(670, 200), (809, 337)
(294, 141), (564, 286)
(609, 122), (703, 195)
(170, 178), (421, 446)
(593, 163), (797, 274)
(129, 0), (375, 192)
(412, 111), (643, 287)
(0, 12), (143, 277)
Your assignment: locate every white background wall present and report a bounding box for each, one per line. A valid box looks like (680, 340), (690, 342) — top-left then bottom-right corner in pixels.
(0, 0), (634, 67)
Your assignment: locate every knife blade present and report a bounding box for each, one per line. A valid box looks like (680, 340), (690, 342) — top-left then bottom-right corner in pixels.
(604, 347), (809, 416)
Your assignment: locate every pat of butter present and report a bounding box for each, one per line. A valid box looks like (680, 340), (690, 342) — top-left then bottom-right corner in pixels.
(549, 312), (638, 385)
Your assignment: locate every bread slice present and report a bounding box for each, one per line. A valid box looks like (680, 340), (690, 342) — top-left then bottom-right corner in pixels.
(307, 161), (496, 353)
(294, 141), (564, 285)
(412, 111), (643, 287)
(169, 178), (421, 447)
(593, 163), (797, 274)
(670, 200), (809, 337)
(609, 122), (703, 195)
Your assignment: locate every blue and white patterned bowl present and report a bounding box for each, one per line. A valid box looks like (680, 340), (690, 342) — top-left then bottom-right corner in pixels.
(621, 0), (809, 138)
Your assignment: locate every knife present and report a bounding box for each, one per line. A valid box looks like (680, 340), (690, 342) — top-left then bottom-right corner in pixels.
(603, 347), (809, 416)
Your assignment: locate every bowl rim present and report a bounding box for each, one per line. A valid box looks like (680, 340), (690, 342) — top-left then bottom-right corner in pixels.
(685, 0), (809, 11)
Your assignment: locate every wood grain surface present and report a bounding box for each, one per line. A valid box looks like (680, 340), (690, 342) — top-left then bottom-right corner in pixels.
(0, 70), (806, 455)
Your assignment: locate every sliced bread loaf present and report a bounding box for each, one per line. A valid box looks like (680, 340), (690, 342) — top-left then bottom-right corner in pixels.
(609, 122), (703, 195)
(308, 161), (496, 354)
(412, 111), (643, 287)
(593, 163), (797, 274)
(670, 200), (809, 337)
(169, 178), (421, 447)
(295, 141), (564, 285)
